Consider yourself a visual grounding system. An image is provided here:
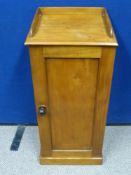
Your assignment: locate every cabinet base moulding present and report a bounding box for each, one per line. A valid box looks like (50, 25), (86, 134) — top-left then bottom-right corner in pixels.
(40, 156), (103, 165)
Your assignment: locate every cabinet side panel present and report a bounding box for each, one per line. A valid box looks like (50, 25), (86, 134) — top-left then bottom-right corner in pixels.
(46, 58), (99, 150)
(92, 47), (116, 156)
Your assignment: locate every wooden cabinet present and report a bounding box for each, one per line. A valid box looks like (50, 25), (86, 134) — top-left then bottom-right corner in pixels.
(25, 7), (118, 165)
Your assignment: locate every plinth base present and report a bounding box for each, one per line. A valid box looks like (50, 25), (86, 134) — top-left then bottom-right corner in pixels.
(40, 156), (103, 165)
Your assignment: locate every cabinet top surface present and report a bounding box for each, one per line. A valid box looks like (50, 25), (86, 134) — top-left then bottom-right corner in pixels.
(25, 7), (118, 46)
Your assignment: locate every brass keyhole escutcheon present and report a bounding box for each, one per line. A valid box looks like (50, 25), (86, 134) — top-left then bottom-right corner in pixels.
(38, 105), (47, 116)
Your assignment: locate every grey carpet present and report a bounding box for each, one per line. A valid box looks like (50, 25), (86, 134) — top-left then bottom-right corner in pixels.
(0, 126), (131, 175)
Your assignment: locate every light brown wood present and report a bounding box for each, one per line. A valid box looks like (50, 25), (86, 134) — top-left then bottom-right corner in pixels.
(40, 156), (102, 165)
(28, 9), (42, 37)
(52, 150), (92, 157)
(43, 46), (101, 58)
(92, 47), (116, 157)
(29, 46), (52, 157)
(102, 9), (114, 38)
(47, 58), (98, 150)
(25, 7), (118, 165)
(25, 7), (118, 46)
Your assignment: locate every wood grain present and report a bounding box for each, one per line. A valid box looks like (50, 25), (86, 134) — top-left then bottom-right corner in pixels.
(47, 58), (98, 150)
(28, 9), (42, 37)
(43, 46), (101, 58)
(102, 9), (114, 38)
(29, 46), (52, 157)
(26, 7), (118, 165)
(40, 156), (102, 165)
(25, 7), (118, 46)
(92, 47), (116, 157)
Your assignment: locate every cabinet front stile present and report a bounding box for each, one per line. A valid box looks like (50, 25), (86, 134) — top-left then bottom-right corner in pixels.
(29, 46), (52, 158)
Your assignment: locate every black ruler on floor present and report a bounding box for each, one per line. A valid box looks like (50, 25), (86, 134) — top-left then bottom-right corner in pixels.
(10, 125), (26, 151)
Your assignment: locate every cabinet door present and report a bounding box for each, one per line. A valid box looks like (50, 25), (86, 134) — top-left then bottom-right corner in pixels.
(29, 46), (116, 164)
(47, 57), (98, 150)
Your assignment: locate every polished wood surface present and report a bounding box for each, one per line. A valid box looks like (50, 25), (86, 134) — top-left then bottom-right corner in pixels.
(92, 47), (116, 157)
(43, 46), (102, 58)
(25, 7), (118, 165)
(29, 46), (52, 157)
(25, 7), (118, 46)
(47, 58), (98, 150)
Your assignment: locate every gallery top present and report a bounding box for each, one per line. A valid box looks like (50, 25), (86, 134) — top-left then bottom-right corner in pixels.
(25, 7), (118, 46)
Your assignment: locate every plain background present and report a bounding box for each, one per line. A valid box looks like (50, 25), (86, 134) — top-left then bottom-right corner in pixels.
(0, 0), (131, 124)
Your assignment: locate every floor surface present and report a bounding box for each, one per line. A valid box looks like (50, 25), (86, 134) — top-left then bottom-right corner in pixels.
(0, 126), (131, 175)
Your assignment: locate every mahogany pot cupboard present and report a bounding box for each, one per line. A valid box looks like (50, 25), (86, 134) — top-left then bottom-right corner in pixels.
(25, 7), (118, 165)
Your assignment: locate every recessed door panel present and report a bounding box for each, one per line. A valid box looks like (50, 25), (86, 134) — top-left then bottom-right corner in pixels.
(46, 58), (98, 151)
